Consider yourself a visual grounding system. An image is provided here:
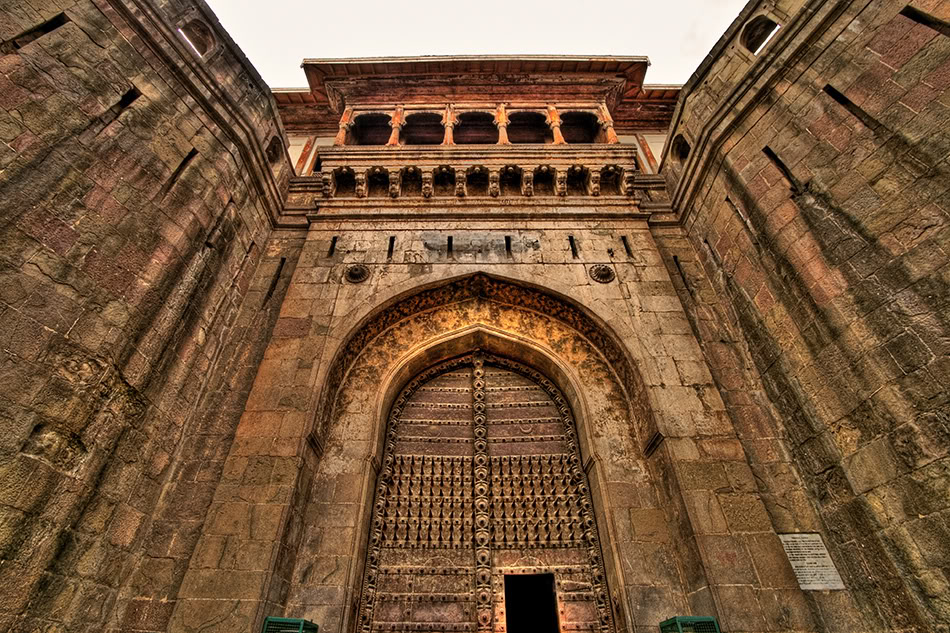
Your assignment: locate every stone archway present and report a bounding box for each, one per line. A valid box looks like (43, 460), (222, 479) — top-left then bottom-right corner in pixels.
(356, 350), (614, 633)
(282, 274), (693, 633)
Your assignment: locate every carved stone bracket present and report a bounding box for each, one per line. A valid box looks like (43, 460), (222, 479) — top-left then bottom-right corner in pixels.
(521, 169), (534, 197)
(588, 170), (601, 197)
(488, 171), (500, 198)
(355, 169), (367, 198)
(555, 170), (568, 196)
(422, 169), (434, 198)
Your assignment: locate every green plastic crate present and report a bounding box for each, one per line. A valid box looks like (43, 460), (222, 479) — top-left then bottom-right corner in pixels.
(261, 616), (319, 633)
(659, 616), (721, 633)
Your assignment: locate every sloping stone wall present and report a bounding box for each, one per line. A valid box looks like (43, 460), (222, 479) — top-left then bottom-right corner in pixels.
(0, 1), (296, 631)
(663, 0), (950, 630)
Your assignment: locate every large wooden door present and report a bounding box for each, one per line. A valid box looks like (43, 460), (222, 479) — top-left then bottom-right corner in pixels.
(357, 353), (613, 633)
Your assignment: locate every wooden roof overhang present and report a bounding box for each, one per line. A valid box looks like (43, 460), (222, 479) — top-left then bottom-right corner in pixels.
(273, 56), (680, 134)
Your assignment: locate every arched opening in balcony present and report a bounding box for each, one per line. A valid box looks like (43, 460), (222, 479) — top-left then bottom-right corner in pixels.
(349, 113), (392, 146)
(600, 166), (622, 195)
(567, 166), (588, 196)
(401, 167), (422, 197)
(560, 112), (602, 144)
(500, 166), (521, 197)
(508, 112), (553, 144)
(454, 112), (499, 145)
(367, 168), (390, 198)
(466, 166), (489, 195)
(534, 166), (555, 196)
(401, 112), (444, 145)
(334, 167), (356, 198)
(434, 166), (455, 196)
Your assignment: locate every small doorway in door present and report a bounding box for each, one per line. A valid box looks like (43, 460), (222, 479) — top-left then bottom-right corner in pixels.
(504, 573), (559, 633)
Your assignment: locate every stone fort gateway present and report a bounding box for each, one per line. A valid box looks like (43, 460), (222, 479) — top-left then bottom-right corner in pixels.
(0, 0), (949, 632)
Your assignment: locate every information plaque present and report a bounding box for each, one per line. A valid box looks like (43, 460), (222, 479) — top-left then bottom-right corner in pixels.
(778, 533), (845, 590)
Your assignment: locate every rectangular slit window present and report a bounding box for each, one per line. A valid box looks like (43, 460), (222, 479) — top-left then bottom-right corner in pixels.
(387, 235), (395, 259)
(504, 574), (559, 633)
(447, 235), (453, 257)
(621, 235), (633, 258)
(568, 235), (578, 259)
(900, 5), (950, 37)
(328, 236), (338, 258)
(505, 235), (512, 258)
(822, 84), (885, 134)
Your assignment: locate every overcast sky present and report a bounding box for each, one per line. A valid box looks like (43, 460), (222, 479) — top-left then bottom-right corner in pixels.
(205, 0), (750, 88)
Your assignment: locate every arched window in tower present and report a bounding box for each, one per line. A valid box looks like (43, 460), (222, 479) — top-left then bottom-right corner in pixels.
(670, 134), (691, 165)
(507, 112), (553, 144)
(560, 112), (602, 143)
(401, 112), (444, 145)
(741, 15), (781, 55)
(454, 112), (499, 144)
(349, 113), (392, 145)
(177, 19), (214, 57)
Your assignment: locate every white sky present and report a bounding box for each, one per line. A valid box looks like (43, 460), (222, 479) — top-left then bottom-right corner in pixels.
(205, 0), (750, 88)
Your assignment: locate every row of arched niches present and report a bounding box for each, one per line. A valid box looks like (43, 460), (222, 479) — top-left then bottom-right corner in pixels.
(320, 164), (642, 199)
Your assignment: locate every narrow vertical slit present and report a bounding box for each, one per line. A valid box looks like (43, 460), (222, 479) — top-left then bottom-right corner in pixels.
(0, 13), (70, 54)
(900, 5), (950, 37)
(447, 236), (453, 257)
(621, 235), (633, 258)
(725, 196), (759, 246)
(672, 255), (694, 298)
(328, 236), (338, 258)
(86, 86), (141, 138)
(762, 145), (801, 192)
(262, 257), (286, 306)
(387, 235), (395, 260)
(158, 147), (198, 200)
(822, 84), (886, 134)
(568, 235), (578, 259)
(505, 235), (512, 258)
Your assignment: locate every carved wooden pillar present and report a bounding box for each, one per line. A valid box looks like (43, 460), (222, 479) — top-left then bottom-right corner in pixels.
(442, 106), (457, 145)
(598, 103), (620, 144)
(546, 105), (566, 144)
(387, 106), (405, 146)
(334, 106), (354, 145)
(494, 104), (510, 145)
(355, 169), (367, 198)
(555, 169), (567, 196)
(455, 166), (466, 197)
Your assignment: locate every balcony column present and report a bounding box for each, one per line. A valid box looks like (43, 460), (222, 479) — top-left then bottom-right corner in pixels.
(442, 106), (457, 145)
(546, 105), (567, 144)
(598, 103), (620, 144)
(494, 104), (510, 145)
(333, 106), (355, 145)
(386, 106), (405, 146)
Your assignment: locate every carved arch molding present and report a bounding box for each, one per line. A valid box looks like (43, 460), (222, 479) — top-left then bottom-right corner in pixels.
(312, 273), (652, 446)
(357, 351), (614, 633)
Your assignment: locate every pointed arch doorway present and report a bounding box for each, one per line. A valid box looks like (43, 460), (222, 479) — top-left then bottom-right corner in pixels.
(357, 351), (614, 633)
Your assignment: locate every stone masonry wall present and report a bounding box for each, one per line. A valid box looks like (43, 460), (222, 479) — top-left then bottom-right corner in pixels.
(0, 1), (295, 632)
(172, 216), (814, 633)
(662, 0), (950, 630)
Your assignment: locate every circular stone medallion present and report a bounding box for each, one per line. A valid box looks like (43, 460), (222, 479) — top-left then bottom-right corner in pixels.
(589, 264), (616, 283)
(345, 264), (370, 283)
